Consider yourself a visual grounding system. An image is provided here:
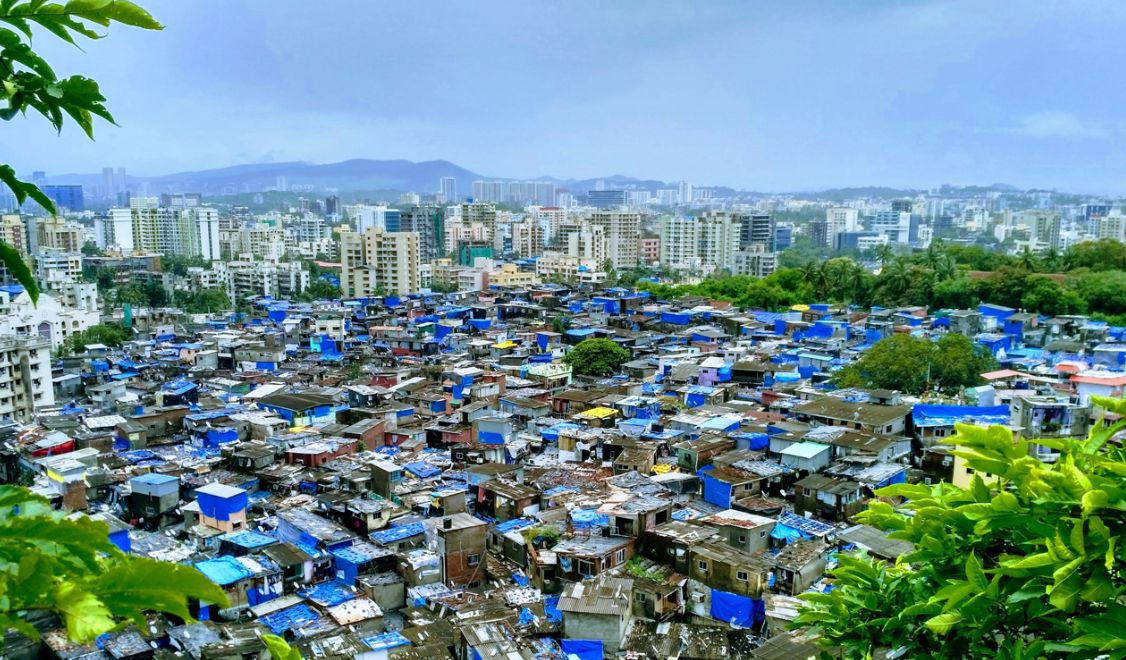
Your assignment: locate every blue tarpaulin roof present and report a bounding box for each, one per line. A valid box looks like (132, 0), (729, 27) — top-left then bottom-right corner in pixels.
(404, 462), (441, 478)
(912, 404), (1010, 427)
(297, 580), (355, 607)
(195, 556), (253, 586)
(371, 522), (425, 544)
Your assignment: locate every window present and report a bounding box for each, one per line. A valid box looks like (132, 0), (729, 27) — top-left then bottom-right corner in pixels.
(467, 554), (480, 567)
(697, 560), (708, 572)
(760, 530), (767, 537)
(802, 487), (811, 496)
(737, 570), (749, 581)
(738, 535), (747, 544)
(578, 559), (594, 577)
(614, 549), (626, 564)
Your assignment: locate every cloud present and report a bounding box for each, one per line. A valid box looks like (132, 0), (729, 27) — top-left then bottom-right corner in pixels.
(999, 112), (1113, 140)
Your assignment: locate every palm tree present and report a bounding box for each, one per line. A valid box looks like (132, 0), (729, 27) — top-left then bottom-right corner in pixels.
(1017, 245), (1040, 272)
(1042, 246), (1061, 272)
(843, 263), (868, 307)
(933, 253), (957, 282)
(801, 260), (829, 299)
(874, 244), (896, 268)
(880, 258), (911, 299)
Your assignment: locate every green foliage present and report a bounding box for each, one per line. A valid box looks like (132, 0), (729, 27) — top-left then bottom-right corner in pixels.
(833, 333), (996, 395)
(522, 525), (562, 548)
(58, 323), (129, 357)
(1063, 238), (1126, 271)
(300, 278), (342, 301)
(262, 634), (302, 660)
(550, 315), (571, 334)
(177, 287), (231, 313)
(795, 397), (1126, 659)
(0, 0), (163, 302)
(160, 254), (207, 277)
(562, 338), (630, 377)
(0, 486), (227, 646)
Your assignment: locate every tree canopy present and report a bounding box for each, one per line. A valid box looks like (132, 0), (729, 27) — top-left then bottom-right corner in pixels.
(833, 333), (996, 395)
(795, 395), (1126, 659)
(562, 338), (630, 377)
(58, 323), (130, 357)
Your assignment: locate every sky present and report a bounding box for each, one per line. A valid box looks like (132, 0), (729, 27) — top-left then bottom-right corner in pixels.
(5, 0), (1126, 192)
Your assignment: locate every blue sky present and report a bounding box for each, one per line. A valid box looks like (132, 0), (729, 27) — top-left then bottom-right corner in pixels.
(5, 0), (1125, 191)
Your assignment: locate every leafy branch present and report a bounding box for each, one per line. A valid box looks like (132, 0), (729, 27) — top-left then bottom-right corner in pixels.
(0, 0), (162, 302)
(0, 486), (228, 645)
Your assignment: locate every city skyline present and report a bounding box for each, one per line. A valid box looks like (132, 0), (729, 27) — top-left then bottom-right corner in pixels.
(6, 1), (1126, 193)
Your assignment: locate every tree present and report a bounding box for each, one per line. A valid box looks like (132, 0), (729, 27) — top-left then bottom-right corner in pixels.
(562, 338), (630, 377)
(795, 395), (1126, 659)
(0, 1), (163, 302)
(833, 333), (994, 395)
(833, 334), (935, 394)
(0, 486), (227, 647)
(1021, 275), (1086, 316)
(178, 287), (231, 313)
(930, 333), (997, 393)
(301, 278), (342, 301)
(1063, 238), (1126, 272)
(58, 323), (130, 357)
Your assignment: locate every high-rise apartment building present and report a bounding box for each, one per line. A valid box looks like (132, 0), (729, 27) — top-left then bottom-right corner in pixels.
(1097, 213), (1126, 242)
(401, 204), (445, 263)
(340, 227), (420, 297)
(659, 216), (699, 267)
(41, 185), (84, 213)
(511, 217), (543, 258)
(440, 177), (457, 204)
(587, 190), (627, 209)
(825, 207), (861, 248)
(1013, 210), (1062, 250)
(37, 217), (83, 253)
(588, 211), (640, 269)
(99, 199), (221, 260)
(530, 206), (566, 245)
(352, 205), (401, 233)
(0, 215), (28, 256)
(0, 336), (53, 421)
(738, 213), (775, 250)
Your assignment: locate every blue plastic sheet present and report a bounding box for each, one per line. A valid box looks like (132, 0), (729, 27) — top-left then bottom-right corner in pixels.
(560, 639), (603, 660)
(710, 589), (757, 627)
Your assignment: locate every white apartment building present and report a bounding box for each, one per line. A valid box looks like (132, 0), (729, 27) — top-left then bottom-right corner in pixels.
(340, 227), (420, 297)
(1097, 213), (1126, 242)
(0, 290), (100, 350)
(529, 206), (566, 246)
(211, 259), (310, 302)
(697, 213), (741, 270)
(565, 224), (607, 265)
(587, 211), (640, 269)
(100, 200), (221, 260)
(732, 244), (778, 278)
(0, 336), (53, 421)
(659, 215), (699, 268)
(535, 252), (605, 285)
(826, 207), (861, 247)
(511, 217), (543, 258)
(1012, 210), (1062, 250)
(35, 250), (83, 291)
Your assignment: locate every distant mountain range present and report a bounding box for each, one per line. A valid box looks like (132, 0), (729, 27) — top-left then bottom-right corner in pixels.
(45, 159), (701, 199)
(43, 158), (1027, 200)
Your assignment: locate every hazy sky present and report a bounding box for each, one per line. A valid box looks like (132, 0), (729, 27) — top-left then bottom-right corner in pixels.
(5, 1), (1125, 191)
